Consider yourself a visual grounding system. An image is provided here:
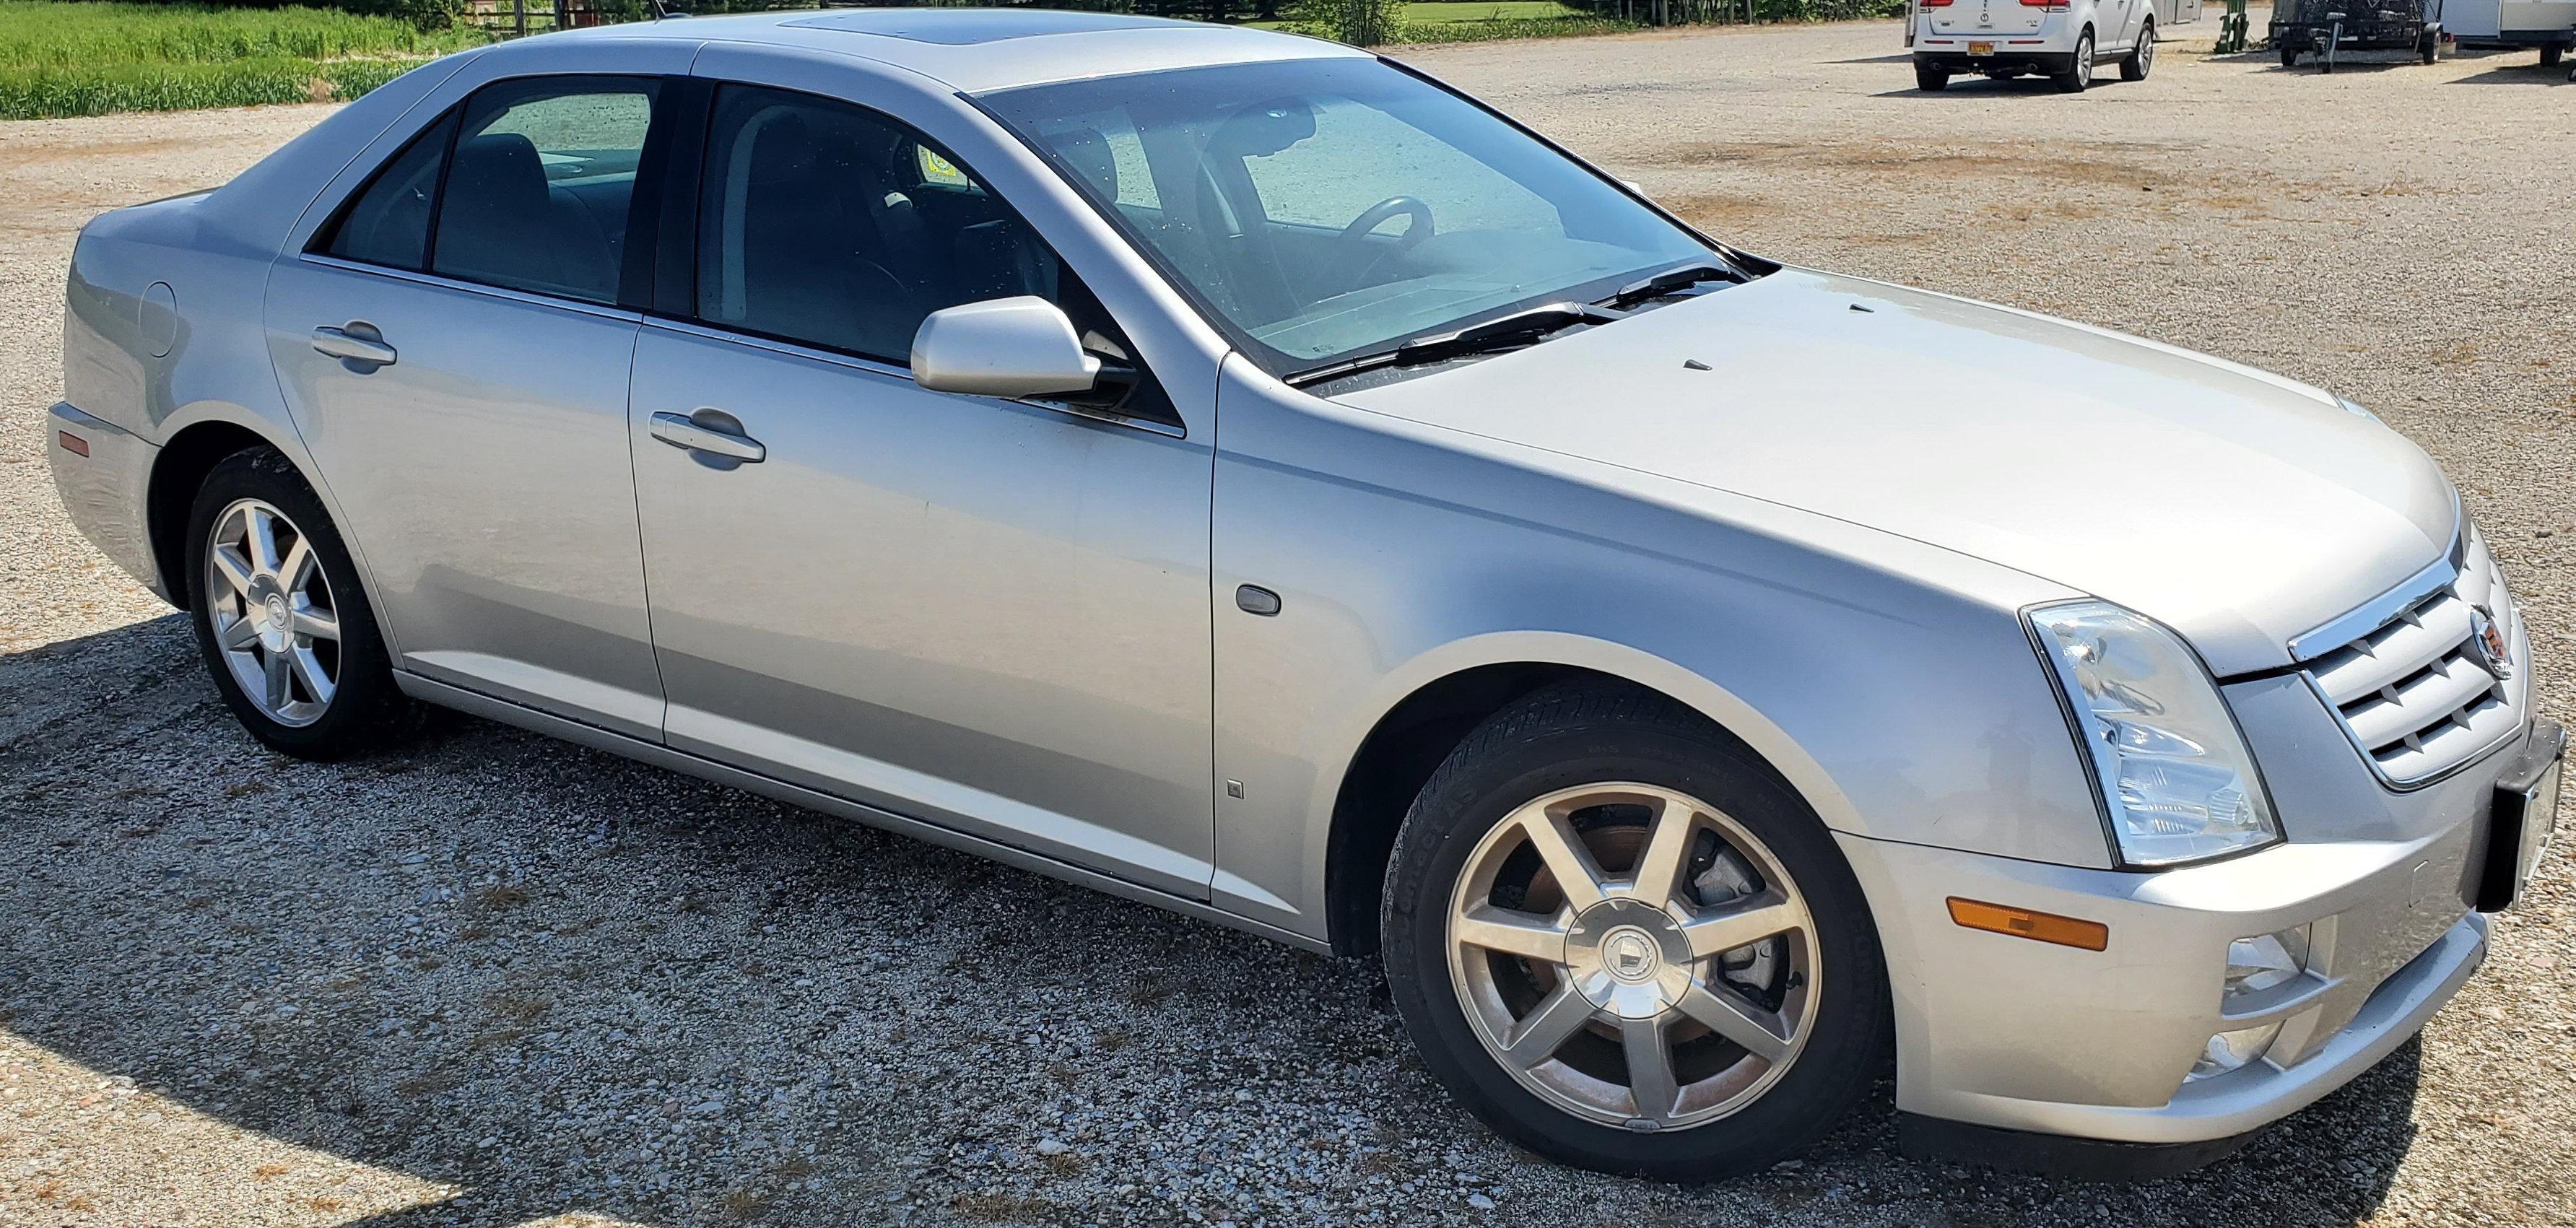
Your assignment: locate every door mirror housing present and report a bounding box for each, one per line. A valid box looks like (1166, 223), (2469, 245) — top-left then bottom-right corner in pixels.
(910, 297), (1104, 400)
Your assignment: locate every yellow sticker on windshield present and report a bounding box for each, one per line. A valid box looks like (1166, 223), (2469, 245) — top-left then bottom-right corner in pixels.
(917, 145), (974, 189)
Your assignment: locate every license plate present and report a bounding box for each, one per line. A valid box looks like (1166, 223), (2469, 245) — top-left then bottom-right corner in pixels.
(2482, 729), (2564, 911)
(1967, 40), (1995, 53)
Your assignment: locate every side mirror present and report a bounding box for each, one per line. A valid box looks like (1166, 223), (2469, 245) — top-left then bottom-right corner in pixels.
(910, 297), (1102, 399)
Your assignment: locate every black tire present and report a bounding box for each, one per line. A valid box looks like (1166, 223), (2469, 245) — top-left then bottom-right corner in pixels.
(2054, 30), (2095, 91)
(1915, 61), (1951, 91)
(2541, 43), (2564, 66)
(2280, 45), (2299, 66)
(1379, 684), (1889, 1182)
(186, 447), (423, 759)
(2417, 30), (2437, 62)
(2121, 21), (2155, 79)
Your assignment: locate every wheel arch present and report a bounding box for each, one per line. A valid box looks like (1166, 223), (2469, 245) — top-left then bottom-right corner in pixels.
(146, 418), (292, 601)
(144, 413), (391, 658)
(1318, 637), (1850, 958)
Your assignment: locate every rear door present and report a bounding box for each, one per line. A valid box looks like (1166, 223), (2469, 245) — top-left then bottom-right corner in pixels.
(266, 74), (676, 738)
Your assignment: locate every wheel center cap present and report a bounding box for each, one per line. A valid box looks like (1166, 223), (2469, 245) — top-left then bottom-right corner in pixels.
(264, 593), (291, 630)
(1601, 928), (1662, 983)
(1564, 898), (1692, 1018)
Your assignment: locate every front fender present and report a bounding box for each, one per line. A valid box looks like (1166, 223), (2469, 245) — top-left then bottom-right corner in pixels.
(1209, 356), (2114, 945)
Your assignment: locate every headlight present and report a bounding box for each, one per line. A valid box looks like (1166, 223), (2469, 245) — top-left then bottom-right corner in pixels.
(2027, 600), (2283, 867)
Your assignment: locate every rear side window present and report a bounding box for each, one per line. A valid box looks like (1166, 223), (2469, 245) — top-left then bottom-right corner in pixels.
(431, 78), (659, 305)
(320, 111), (458, 271)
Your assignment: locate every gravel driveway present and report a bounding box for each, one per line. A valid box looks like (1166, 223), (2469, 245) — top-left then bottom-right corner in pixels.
(4, 18), (2572, 1227)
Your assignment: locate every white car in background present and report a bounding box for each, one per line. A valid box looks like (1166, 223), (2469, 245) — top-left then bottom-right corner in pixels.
(1908, 0), (2196, 90)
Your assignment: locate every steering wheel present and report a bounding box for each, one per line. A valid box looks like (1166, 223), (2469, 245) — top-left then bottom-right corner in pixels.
(1336, 196), (1434, 283)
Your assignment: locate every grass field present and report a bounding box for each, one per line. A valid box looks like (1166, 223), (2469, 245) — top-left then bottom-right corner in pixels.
(0, 1), (485, 119)
(1253, 0), (1641, 40)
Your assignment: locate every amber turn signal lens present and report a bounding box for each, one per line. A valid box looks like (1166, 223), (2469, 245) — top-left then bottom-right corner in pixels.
(58, 430), (89, 458)
(1946, 897), (2108, 951)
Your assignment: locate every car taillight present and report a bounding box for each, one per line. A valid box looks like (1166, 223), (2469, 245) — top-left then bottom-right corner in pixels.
(1920, 0), (1954, 8)
(2017, 0), (2066, 6)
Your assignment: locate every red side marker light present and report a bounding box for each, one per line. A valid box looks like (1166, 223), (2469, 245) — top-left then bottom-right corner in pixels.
(58, 430), (89, 457)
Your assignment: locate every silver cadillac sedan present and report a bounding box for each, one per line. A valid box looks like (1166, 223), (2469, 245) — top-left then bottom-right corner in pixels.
(45, 9), (2562, 1181)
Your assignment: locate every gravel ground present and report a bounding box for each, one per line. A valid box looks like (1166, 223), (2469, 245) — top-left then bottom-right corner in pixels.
(4, 19), (2574, 1228)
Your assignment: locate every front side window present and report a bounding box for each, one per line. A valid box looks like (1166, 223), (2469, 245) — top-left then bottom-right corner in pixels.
(694, 84), (1070, 364)
(978, 58), (1715, 376)
(430, 77), (659, 305)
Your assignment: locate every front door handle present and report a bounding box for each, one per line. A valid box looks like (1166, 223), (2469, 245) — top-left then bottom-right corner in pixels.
(312, 325), (397, 367)
(649, 411), (766, 463)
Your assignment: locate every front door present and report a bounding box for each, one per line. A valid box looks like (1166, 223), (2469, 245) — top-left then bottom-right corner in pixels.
(627, 83), (1216, 897)
(266, 75), (672, 738)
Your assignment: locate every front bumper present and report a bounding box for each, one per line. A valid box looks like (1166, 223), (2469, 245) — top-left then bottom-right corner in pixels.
(1840, 714), (2547, 1151)
(45, 401), (165, 598)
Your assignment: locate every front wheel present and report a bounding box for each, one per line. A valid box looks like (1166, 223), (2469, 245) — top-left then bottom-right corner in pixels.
(2054, 31), (2096, 91)
(2121, 21), (2156, 79)
(2541, 43), (2564, 66)
(2281, 45), (2301, 66)
(1380, 684), (1888, 1181)
(186, 448), (422, 759)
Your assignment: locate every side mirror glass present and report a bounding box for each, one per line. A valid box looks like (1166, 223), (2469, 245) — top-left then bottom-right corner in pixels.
(910, 297), (1102, 399)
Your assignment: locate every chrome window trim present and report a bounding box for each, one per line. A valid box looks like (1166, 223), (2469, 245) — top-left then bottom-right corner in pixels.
(299, 253), (645, 323)
(638, 313), (1188, 440)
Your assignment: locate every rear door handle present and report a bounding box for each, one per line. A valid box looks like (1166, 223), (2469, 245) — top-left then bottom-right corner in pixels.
(649, 411), (766, 463)
(311, 325), (396, 367)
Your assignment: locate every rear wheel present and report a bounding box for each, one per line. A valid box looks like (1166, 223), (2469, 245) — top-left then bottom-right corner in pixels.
(2541, 43), (2564, 66)
(1380, 684), (1887, 1181)
(2054, 30), (2095, 91)
(1915, 61), (1951, 91)
(2418, 30), (2438, 61)
(2122, 20), (2156, 78)
(186, 448), (422, 759)
(2280, 45), (2299, 66)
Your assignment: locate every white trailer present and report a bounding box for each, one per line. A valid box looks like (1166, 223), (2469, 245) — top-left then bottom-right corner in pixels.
(2441, 0), (2576, 63)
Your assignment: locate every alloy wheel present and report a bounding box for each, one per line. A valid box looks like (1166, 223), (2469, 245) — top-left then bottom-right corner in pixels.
(204, 497), (341, 727)
(1444, 783), (1819, 1131)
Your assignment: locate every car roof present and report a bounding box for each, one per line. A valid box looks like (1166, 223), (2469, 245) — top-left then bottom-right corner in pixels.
(561, 8), (1370, 95)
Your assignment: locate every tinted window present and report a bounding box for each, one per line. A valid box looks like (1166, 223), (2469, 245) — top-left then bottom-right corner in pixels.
(431, 79), (658, 305)
(321, 111), (458, 271)
(695, 84), (1067, 362)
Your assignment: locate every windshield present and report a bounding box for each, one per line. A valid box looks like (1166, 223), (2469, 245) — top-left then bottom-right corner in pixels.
(975, 58), (1715, 378)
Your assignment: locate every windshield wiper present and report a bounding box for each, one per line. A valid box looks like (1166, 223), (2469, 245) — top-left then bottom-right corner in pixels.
(1287, 302), (1627, 388)
(1596, 260), (1739, 311)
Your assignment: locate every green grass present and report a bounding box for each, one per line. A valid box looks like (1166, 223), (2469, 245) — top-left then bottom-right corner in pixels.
(0, 0), (487, 119)
(1253, 1), (1640, 41)
(1395, 1), (1591, 22)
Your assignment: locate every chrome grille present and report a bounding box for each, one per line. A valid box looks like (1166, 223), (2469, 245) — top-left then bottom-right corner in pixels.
(2301, 525), (2527, 787)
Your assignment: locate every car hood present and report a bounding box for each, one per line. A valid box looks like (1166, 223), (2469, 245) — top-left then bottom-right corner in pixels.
(1331, 268), (2455, 675)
